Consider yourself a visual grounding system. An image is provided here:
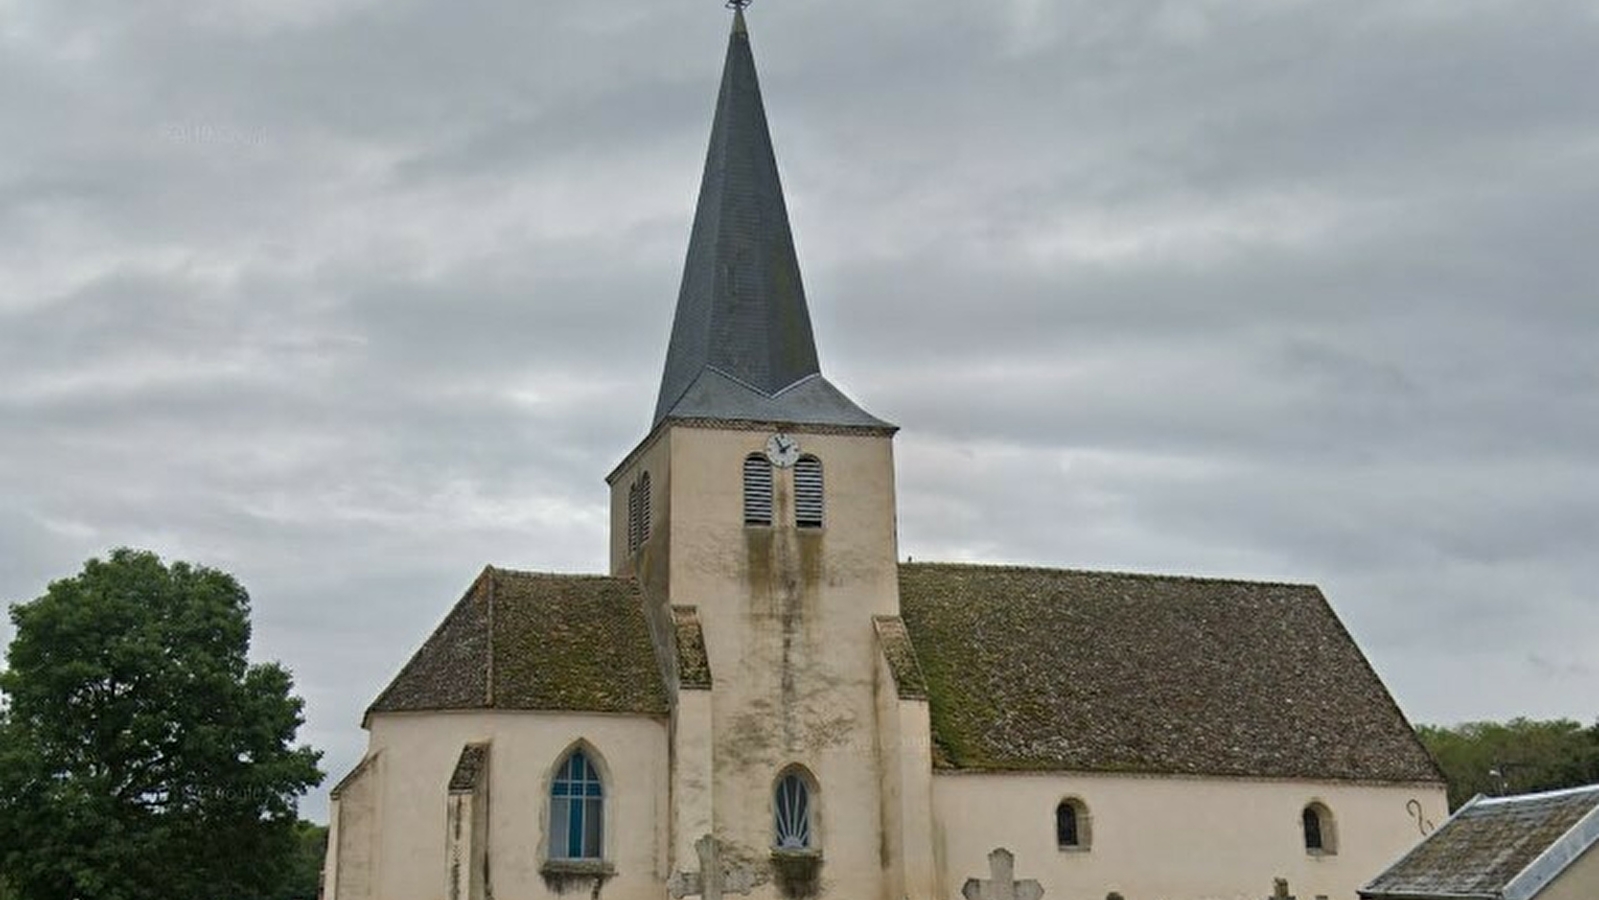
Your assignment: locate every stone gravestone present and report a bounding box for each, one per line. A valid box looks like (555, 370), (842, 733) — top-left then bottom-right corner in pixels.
(962, 848), (1044, 900)
(1270, 877), (1296, 900)
(669, 834), (761, 900)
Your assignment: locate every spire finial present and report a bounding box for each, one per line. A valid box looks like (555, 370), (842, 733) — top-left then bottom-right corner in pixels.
(725, 0), (751, 9)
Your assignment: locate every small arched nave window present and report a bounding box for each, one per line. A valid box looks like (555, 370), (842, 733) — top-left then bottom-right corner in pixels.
(794, 455), (823, 529)
(774, 767), (815, 850)
(744, 454), (773, 526)
(1056, 797), (1090, 850)
(549, 747), (605, 860)
(1303, 802), (1336, 855)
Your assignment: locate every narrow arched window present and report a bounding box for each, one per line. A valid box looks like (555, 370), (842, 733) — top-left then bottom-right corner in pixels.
(638, 472), (652, 545)
(744, 454), (773, 526)
(549, 749), (604, 860)
(774, 771), (812, 850)
(1056, 798), (1090, 850)
(794, 455), (823, 529)
(627, 481), (640, 554)
(1302, 803), (1335, 854)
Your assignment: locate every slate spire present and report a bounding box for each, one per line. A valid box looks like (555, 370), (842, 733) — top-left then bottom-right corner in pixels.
(652, 10), (888, 429)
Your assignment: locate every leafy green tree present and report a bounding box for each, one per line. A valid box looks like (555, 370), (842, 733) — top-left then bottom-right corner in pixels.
(1418, 717), (1599, 808)
(273, 820), (329, 900)
(0, 549), (323, 900)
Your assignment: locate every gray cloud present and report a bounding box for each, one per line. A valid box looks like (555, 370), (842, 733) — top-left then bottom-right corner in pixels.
(4, 0), (1598, 822)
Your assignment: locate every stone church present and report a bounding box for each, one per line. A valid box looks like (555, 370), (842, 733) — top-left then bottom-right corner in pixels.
(323, 10), (1447, 900)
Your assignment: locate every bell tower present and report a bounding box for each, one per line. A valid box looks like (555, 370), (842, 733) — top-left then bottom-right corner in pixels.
(605, 7), (902, 898)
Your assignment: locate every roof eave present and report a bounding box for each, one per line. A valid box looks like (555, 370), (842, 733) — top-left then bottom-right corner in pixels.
(1503, 794), (1599, 900)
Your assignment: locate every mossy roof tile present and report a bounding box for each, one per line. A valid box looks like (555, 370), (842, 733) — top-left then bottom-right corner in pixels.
(368, 568), (668, 719)
(671, 606), (713, 690)
(897, 562), (1442, 783)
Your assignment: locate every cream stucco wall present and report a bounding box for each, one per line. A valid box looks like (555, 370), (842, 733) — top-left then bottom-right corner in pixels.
(611, 424), (903, 899)
(326, 754), (381, 900)
(349, 710), (669, 900)
(934, 772), (1447, 900)
(873, 643), (938, 900)
(609, 428), (672, 588)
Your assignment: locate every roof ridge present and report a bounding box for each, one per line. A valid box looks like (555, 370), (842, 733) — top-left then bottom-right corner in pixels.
(486, 567), (624, 581)
(1477, 784), (1599, 806)
(899, 559), (1319, 590)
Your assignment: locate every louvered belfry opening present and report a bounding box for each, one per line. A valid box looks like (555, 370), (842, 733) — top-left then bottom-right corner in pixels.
(630, 476), (642, 546)
(627, 481), (640, 553)
(794, 455), (823, 528)
(744, 454), (773, 526)
(627, 473), (652, 553)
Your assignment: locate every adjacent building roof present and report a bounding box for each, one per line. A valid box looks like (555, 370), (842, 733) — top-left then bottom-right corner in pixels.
(896, 562), (1443, 783)
(653, 12), (888, 430)
(367, 567), (669, 720)
(1362, 785), (1599, 900)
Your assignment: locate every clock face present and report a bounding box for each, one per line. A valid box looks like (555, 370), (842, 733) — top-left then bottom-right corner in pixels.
(765, 432), (800, 468)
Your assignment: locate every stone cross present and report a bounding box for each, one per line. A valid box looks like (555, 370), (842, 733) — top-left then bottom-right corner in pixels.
(962, 848), (1044, 900)
(668, 834), (759, 900)
(1270, 878), (1296, 900)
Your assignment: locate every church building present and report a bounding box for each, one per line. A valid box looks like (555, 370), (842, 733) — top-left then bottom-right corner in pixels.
(323, 10), (1447, 900)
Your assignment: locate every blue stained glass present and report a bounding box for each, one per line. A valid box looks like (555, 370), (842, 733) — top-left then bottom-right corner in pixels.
(550, 749), (604, 858)
(774, 772), (811, 849)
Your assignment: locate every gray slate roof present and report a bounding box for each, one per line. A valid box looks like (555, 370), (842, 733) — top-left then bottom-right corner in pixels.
(368, 568), (668, 719)
(653, 12), (888, 430)
(896, 562), (1443, 783)
(1362, 785), (1599, 899)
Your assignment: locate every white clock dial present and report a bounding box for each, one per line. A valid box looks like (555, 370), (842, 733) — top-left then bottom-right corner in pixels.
(765, 432), (800, 468)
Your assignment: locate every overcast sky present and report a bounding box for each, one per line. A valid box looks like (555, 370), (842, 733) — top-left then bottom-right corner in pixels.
(4, 0), (1598, 823)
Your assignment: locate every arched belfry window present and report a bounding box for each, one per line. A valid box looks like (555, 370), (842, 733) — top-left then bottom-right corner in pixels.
(744, 454), (773, 527)
(1303, 802), (1336, 855)
(1056, 798), (1090, 850)
(549, 748), (604, 860)
(794, 455), (823, 529)
(630, 476), (642, 546)
(627, 482), (640, 553)
(773, 768), (814, 850)
(627, 472), (652, 554)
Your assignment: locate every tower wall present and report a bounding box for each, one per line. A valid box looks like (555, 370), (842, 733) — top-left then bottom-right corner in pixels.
(622, 423), (902, 898)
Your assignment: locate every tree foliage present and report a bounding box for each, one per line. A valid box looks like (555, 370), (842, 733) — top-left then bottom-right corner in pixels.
(273, 820), (329, 900)
(0, 549), (323, 900)
(1418, 717), (1599, 809)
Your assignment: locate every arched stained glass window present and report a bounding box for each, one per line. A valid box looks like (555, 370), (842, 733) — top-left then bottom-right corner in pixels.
(549, 749), (604, 860)
(774, 771), (812, 850)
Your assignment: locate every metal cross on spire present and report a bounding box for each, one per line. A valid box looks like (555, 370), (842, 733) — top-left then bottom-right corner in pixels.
(725, 0), (752, 10)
